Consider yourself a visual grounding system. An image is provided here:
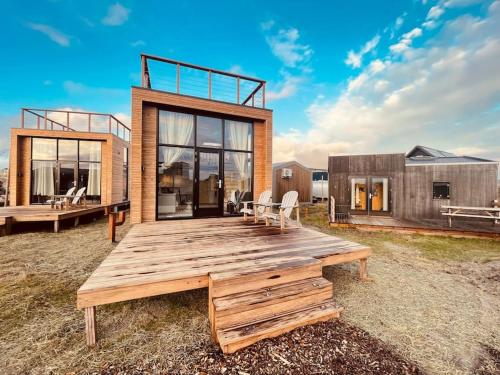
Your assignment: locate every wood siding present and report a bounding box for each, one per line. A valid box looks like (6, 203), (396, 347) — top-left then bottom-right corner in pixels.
(328, 154), (406, 218)
(130, 87), (273, 224)
(403, 164), (498, 219)
(273, 162), (312, 203)
(8, 128), (129, 206)
(329, 153), (499, 220)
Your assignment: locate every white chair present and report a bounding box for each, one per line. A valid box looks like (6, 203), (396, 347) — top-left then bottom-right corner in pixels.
(240, 190), (272, 223)
(47, 186), (76, 209)
(261, 191), (300, 231)
(55, 187), (86, 210)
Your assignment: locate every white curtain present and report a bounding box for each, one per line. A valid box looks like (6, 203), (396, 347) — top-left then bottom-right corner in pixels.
(87, 163), (101, 195)
(226, 120), (250, 151)
(33, 161), (55, 196)
(232, 152), (248, 180)
(88, 142), (101, 161)
(159, 111), (194, 166)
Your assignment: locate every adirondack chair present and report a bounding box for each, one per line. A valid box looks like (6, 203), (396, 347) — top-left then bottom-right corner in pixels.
(261, 191), (300, 231)
(55, 187), (86, 210)
(240, 190), (272, 223)
(47, 186), (76, 209)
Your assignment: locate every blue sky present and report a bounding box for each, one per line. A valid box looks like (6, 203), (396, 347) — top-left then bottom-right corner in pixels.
(0, 0), (499, 167)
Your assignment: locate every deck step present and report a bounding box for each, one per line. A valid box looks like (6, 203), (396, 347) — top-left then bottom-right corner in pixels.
(213, 277), (333, 330)
(209, 256), (322, 298)
(217, 300), (342, 354)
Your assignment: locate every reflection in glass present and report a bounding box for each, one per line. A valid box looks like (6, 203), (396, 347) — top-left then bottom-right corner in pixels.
(31, 161), (56, 203)
(197, 116), (222, 148)
(198, 152), (219, 208)
(159, 110), (194, 146)
(224, 120), (252, 151)
(224, 152), (252, 214)
(79, 141), (101, 161)
(59, 162), (76, 195)
(351, 178), (367, 210)
(79, 162), (101, 203)
(371, 177), (389, 211)
(32, 138), (57, 160)
(58, 140), (78, 160)
(158, 147), (194, 218)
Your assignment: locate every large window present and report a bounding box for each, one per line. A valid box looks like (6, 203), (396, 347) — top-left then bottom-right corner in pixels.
(433, 182), (450, 199)
(157, 110), (253, 219)
(31, 138), (102, 204)
(371, 177), (389, 212)
(351, 178), (367, 210)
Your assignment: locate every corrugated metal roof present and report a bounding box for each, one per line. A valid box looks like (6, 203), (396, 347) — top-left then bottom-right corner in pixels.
(406, 156), (497, 165)
(407, 145), (456, 158)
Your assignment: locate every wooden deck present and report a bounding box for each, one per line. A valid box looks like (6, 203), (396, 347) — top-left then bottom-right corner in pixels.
(77, 217), (372, 351)
(0, 202), (129, 234)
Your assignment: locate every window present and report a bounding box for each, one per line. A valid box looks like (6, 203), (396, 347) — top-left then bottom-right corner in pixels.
(224, 120), (252, 151)
(31, 138), (102, 204)
(433, 182), (450, 199)
(158, 147), (194, 218)
(123, 147), (129, 201)
(159, 110), (194, 146)
(224, 152), (252, 214)
(351, 178), (367, 210)
(197, 116), (222, 148)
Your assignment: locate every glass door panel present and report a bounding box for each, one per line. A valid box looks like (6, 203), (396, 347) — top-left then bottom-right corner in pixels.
(370, 177), (389, 212)
(350, 178), (367, 211)
(59, 162), (77, 195)
(196, 150), (222, 217)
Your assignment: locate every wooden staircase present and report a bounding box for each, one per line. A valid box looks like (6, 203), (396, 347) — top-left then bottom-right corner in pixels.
(208, 256), (342, 353)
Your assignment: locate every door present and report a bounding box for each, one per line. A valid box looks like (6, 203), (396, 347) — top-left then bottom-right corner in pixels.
(195, 149), (223, 217)
(368, 177), (389, 214)
(58, 162), (77, 195)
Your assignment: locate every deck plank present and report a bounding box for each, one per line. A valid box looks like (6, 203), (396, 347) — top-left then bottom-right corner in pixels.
(77, 217), (371, 308)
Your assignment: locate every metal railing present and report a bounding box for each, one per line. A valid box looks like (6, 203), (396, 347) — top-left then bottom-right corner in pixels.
(141, 54), (266, 108)
(20, 108), (131, 142)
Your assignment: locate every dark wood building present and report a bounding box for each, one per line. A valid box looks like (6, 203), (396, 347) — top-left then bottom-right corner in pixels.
(329, 145), (499, 220)
(272, 161), (313, 204)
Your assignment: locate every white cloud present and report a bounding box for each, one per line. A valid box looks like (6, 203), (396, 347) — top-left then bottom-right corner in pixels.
(130, 40), (145, 47)
(267, 75), (302, 101)
(260, 19), (275, 31)
(102, 2), (130, 26)
(265, 27), (313, 68)
(390, 27), (423, 54)
(369, 59), (386, 73)
(427, 6), (445, 20)
(26, 23), (70, 47)
(345, 35), (380, 68)
(274, 4), (500, 167)
(63, 81), (127, 97)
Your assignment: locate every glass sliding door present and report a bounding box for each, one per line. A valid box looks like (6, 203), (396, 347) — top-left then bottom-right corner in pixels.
(224, 151), (252, 214)
(31, 138), (57, 203)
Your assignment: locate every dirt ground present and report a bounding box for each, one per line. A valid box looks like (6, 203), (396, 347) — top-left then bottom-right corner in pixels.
(0, 208), (499, 374)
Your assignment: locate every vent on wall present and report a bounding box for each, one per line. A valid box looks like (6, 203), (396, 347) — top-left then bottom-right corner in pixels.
(281, 168), (292, 179)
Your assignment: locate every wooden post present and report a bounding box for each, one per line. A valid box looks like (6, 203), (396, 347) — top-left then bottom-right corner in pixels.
(330, 196), (335, 223)
(54, 220), (60, 233)
(296, 206), (300, 225)
(280, 209), (285, 231)
(208, 276), (218, 342)
(84, 306), (97, 346)
(108, 212), (116, 242)
(359, 258), (368, 280)
(448, 208), (452, 228)
(74, 216), (79, 227)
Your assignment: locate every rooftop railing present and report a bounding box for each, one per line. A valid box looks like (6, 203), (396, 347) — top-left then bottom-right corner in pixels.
(20, 108), (131, 142)
(141, 54), (266, 109)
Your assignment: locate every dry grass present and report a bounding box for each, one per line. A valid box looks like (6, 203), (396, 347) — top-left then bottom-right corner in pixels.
(1, 208), (499, 374)
(304, 204), (500, 374)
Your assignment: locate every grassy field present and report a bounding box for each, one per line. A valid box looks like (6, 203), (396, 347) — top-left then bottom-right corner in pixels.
(0, 208), (499, 374)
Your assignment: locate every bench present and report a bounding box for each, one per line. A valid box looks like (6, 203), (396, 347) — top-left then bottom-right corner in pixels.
(441, 205), (500, 228)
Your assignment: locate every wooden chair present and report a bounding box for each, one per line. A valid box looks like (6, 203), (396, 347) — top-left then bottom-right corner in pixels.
(47, 186), (76, 209)
(55, 187), (86, 210)
(240, 190), (272, 223)
(261, 191), (300, 231)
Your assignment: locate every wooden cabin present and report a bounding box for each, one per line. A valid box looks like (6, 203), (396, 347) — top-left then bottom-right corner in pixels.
(130, 55), (272, 223)
(329, 145), (499, 220)
(8, 109), (130, 207)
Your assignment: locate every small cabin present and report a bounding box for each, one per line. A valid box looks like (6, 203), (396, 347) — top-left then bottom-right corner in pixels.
(272, 161), (328, 204)
(8, 109), (130, 206)
(130, 55), (273, 223)
(329, 145), (499, 220)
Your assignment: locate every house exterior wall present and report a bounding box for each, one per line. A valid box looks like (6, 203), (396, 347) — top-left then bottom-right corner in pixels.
(328, 154), (406, 218)
(130, 86), (273, 224)
(8, 128), (129, 206)
(403, 163), (499, 219)
(272, 163), (312, 203)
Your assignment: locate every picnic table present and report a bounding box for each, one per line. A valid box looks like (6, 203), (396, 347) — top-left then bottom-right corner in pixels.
(441, 205), (500, 227)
